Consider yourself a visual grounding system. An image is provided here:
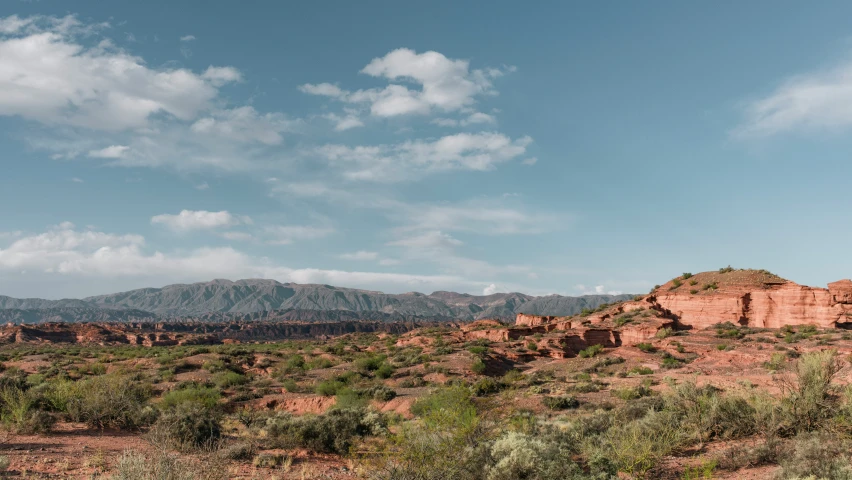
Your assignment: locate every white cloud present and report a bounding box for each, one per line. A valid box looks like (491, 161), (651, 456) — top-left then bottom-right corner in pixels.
(464, 112), (496, 125)
(430, 112), (496, 128)
(339, 251), (379, 261)
(575, 284), (623, 296)
(195, 182), (210, 190)
(300, 48), (512, 118)
(201, 66), (242, 86)
(190, 106), (299, 145)
(151, 210), (250, 232)
(299, 82), (345, 97)
(265, 225), (335, 245)
(315, 132), (532, 182)
(483, 283), (502, 295)
(736, 57), (852, 137)
(179, 35), (195, 42)
(379, 258), (401, 266)
(521, 157), (538, 166)
(0, 15), (33, 34)
(0, 15), (241, 131)
(88, 145), (130, 159)
(70, 177), (84, 183)
(0, 224), (538, 298)
(322, 112), (364, 131)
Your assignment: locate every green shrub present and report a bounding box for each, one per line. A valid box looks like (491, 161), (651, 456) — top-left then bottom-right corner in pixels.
(578, 344), (604, 358)
(628, 366), (654, 376)
(334, 388), (369, 410)
(281, 379), (299, 393)
(471, 358), (487, 375)
(110, 449), (227, 480)
(637, 343), (657, 353)
(655, 327), (674, 339)
(375, 363), (395, 379)
(778, 432), (852, 480)
(780, 350), (842, 434)
(315, 380), (345, 397)
(467, 346), (487, 356)
(160, 386), (220, 411)
(66, 375), (153, 429)
(682, 273), (693, 279)
(487, 431), (584, 480)
(470, 377), (502, 396)
(355, 354), (387, 372)
(0, 387), (55, 433)
(264, 408), (381, 454)
(612, 385), (653, 401)
(590, 411), (683, 478)
(764, 352), (786, 371)
(372, 387), (485, 478)
(542, 395), (579, 410)
(151, 402), (221, 451)
(368, 385), (397, 402)
(212, 371), (247, 389)
(661, 356), (683, 369)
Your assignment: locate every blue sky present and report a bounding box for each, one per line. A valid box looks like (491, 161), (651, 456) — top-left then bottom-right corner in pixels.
(2, 1), (852, 299)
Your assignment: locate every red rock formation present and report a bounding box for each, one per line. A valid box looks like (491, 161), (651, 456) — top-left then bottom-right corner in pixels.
(515, 314), (561, 327)
(648, 271), (852, 330)
(619, 319), (675, 345)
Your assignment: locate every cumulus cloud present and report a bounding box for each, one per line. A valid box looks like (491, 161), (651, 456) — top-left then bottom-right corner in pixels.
(0, 15), (241, 131)
(431, 112), (497, 128)
(150, 210), (250, 232)
(315, 132), (532, 182)
(300, 48), (512, 118)
(190, 106), (299, 145)
(0, 224), (493, 297)
(575, 284), (623, 296)
(179, 35), (195, 42)
(735, 57), (852, 137)
(322, 112), (364, 131)
(87, 145), (130, 159)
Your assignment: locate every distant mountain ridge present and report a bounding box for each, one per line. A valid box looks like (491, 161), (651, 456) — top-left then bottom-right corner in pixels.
(0, 279), (635, 323)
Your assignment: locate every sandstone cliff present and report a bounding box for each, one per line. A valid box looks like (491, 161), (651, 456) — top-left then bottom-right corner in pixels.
(649, 270), (852, 329)
(513, 270), (852, 337)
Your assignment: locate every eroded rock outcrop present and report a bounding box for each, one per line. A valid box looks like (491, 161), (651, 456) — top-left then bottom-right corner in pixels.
(648, 271), (852, 330)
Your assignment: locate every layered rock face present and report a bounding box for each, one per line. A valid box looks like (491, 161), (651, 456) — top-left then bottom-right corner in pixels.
(650, 277), (852, 330)
(513, 272), (852, 347)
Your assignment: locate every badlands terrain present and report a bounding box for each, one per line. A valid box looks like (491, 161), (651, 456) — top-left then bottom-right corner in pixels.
(0, 269), (850, 479)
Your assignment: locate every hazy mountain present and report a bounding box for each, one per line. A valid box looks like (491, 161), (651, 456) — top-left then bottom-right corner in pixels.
(0, 296), (93, 310)
(0, 308), (158, 324)
(0, 279), (635, 322)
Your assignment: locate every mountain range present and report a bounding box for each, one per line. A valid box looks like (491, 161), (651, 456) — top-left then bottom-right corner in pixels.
(0, 279), (635, 323)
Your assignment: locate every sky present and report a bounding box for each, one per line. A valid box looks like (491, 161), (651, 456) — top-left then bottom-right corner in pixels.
(2, 1), (852, 299)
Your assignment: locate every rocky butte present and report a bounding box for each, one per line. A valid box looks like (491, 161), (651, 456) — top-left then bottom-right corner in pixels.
(512, 269), (852, 353)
